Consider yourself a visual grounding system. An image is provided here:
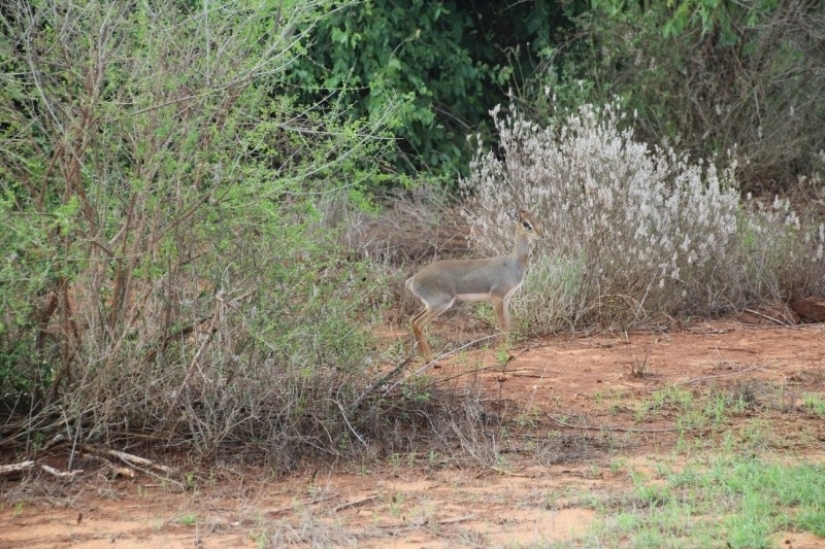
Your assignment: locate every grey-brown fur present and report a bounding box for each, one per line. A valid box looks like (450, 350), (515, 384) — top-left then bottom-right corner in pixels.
(406, 210), (542, 362)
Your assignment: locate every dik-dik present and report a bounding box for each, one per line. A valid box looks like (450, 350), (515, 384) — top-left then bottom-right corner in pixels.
(406, 210), (542, 362)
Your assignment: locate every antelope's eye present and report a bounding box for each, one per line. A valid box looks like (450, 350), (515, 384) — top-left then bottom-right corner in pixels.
(523, 221), (533, 231)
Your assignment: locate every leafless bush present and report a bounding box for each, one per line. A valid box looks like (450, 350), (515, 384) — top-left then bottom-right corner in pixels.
(462, 102), (825, 334)
(341, 186), (471, 265)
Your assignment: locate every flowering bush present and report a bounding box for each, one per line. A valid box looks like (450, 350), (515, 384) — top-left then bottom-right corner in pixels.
(462, 102), (824, 332)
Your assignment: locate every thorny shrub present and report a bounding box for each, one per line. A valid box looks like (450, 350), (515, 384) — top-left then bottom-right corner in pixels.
(462, 102), (825, 333)
(0, 0), (490, 470)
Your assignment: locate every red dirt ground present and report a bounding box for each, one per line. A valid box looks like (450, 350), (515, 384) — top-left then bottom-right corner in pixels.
(2, 319), (825, 548)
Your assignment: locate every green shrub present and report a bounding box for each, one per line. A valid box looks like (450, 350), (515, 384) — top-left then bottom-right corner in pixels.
(288, 0), (570, 176)
(531, 0), (825, 191)
(0, 0), (421, 466)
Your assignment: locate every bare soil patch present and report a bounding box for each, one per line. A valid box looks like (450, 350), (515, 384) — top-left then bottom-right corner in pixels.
(3, 320), (825, 548)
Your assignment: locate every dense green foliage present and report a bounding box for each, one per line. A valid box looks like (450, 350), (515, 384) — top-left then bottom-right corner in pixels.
(0, 0), (401, 464)
(535, 0), (825, 190)
(289, 0), (572, 176)
(282, 0), (825, 187)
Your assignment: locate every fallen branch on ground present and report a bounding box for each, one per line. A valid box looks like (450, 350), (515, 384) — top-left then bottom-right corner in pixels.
(0, 461), (85, 478)
(333, 494), (379, 513)
(439, 514), (478, 525)
(40, 464), (84, 478)
(677, 364), (769, 385)
(546, 414), (683, 433)
(79, 445), (176, 474)
(0, 461), (35, 476)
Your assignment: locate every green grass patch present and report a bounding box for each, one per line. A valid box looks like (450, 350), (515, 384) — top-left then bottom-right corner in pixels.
(631, 385), (756, 435)
(581, 455), (825, 548)
(801, 392), (825, 417)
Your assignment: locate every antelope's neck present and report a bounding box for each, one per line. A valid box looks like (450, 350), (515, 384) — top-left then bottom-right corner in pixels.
(511, 235), (532, 266)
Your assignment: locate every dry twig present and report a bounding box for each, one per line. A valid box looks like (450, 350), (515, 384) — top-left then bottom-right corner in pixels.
(0, 461), (35, 476)
(333, 494), (379, 513)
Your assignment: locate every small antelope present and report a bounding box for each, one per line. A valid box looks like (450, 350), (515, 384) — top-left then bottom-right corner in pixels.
(406, 210), (542, 362)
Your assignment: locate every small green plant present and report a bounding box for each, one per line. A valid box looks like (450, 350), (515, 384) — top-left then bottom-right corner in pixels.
(249, 530), (268, 549)
(801, 393), (825, 416)
(408, 502), (437, 528)
(389, 453), (403, 472)
(400, 375), (434, 404)
(609, 458), (627, 474)
(184, 472), (197, 492)
(494, 453), (511, 472)
(636, 386), (694, 423)
(739, 419), (771, 450)
(652, 386), (693, 409)
(13, 502), (24, 516)
(388, 492), (405, 518)
(514, 406), (541, 428)
(179, 514), (198, 527)
(495, 345), (510, 366)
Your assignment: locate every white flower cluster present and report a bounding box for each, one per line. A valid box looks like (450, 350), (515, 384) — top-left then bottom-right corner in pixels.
(461, 102), (825, 329)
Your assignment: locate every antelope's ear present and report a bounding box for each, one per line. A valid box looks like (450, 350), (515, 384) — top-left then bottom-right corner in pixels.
(518, 209), (531, 221)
